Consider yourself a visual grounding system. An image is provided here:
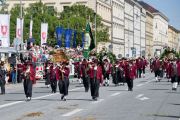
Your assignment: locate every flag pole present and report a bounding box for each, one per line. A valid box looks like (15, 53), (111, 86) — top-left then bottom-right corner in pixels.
(95, 0), (97, 52)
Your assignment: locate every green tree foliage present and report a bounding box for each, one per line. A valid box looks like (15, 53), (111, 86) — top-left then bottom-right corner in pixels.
(59, 4), (110, 45)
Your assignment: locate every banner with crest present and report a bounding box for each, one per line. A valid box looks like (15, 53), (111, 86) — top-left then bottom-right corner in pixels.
(16, 18), (24, 40)
(41, 23), (48, 46)
(0, 14), (10, 47)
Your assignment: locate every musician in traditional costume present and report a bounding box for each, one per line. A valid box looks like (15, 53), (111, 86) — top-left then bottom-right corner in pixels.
(58, 62), (70, 101)
(81, 59), (90, 92)
(177, 59), (180, 85)
(90, 60), (103, 100)
(153, 57), (161, 82)
(103, 59), (111, 86)
(50, 63), (57, 93)
(125, 61), (135, 91)
(112, 61), (120, 86)
(23, 62), (35, 101)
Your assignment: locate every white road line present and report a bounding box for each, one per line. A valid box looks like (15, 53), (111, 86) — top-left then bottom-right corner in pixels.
(0, 101), (24, 109)
(110, 92), (121, 97)
(62, 109), (83, 117)
(139, 97), (149, 101)
(136, 84), (144, 87)
(0, 87), (84, 109)
(136, 94), (144, 98)
(91, 99), (104, 104)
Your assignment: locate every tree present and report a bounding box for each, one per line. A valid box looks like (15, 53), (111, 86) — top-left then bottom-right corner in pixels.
(59, 4), (110, 46)
(9, 2), (59, 46)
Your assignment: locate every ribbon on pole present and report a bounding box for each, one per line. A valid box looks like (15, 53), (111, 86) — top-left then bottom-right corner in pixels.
(0, 14), (10, 47)
(56, 27), (63, 47)
(41, 23), (48, 46)
(29, 19), (33, 38)
(65, 29), (72, 49)
(73, 30), (77, 48)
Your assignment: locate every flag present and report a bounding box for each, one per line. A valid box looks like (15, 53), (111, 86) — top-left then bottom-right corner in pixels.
(56, 27), (63, 47)
(83, 22), (95, 58)
(81, 32), (85, 48)
(41, 23), (48, 46)
(65, 29), (72, 49)
(73, 30), (77, 48)
(16, 18), (24, 41)
(29, 19), (33, 38)
(0, 14), (10, 47)
(85, 22), (95, 51)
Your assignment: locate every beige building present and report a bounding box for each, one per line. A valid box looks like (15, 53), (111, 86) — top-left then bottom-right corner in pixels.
(145, 11), (153, 59)
(168, 25), (180, 51)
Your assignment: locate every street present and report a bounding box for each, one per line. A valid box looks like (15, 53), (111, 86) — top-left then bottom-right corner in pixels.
(0, 72), (180, 120)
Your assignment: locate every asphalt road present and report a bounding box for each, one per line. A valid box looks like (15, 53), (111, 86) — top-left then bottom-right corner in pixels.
(0, 72), (180, 120)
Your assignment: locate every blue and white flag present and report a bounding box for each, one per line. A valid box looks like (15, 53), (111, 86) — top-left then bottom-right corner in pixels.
(73, 30), (77, 48)
(65, 29), (72, 49)
(56, 27), (63, 47)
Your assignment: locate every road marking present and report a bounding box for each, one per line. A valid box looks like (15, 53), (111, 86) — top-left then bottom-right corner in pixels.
(110, 92), (121, 97)
(136, 84), (144, 87)
(91, 99), (104, 104)
(139, 97), (149, 101)
(136, 94), (144, 98)
(62, 109), (83, 117)
(145, 81), (151, 84)
(0, 101), (24, 109)
(0, 87), (84, 109)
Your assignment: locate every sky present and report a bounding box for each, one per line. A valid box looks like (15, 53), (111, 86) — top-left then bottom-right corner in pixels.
(142, 0), (180, 30)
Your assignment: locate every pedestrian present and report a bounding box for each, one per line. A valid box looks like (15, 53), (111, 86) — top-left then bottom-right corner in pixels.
(103, 59), (111, 86)
(169, 60), (178, 91)
(45, 64), (51, 88)
(112, 61), (120, 86)
(153, 57), (161, 82)
(81, 59), (90, 92)
(177, 59), (180, 85)
(90, 61), (103, 101)
(23, 62), (35, 101)
(125, 61), (135, 91)
(58, 62), (70, 101)
(50, 63), (57, 93)
(0, 62), (6, 95)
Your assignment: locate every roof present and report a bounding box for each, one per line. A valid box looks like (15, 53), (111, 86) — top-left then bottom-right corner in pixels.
(138, 1), (169, 21)
(168, 25), (180, 33)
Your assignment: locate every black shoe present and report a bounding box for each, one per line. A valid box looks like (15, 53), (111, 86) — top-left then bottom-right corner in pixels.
(61, 95), (64, 100)
(93, 97), (97, 101)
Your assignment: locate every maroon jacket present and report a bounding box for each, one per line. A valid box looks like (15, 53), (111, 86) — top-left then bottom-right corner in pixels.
(55, 67), (61, 81)
(96, 66), (103, 83)
(89, 66), (94, 79)
(153, 60), (160, 71)
(177, 62), (180, 76)
(63, 67), (70, 78)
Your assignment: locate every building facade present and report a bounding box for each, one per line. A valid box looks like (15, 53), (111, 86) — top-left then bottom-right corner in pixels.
(153, 13), (169, 56)
(133, 2), (141, 57)
(124, 0), (134, 57)
(140, 7), (146, 57)
(112, 0), (124, 58)
(168, 25), (180, 51)
(144, 11), (153, 59)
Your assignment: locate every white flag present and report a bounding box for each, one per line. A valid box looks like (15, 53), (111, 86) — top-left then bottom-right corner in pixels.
(41, 23), (48, 46)
(0, 14), (10, 47)
(16, 18), (24, 40)
(29, 19), (33, 38)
